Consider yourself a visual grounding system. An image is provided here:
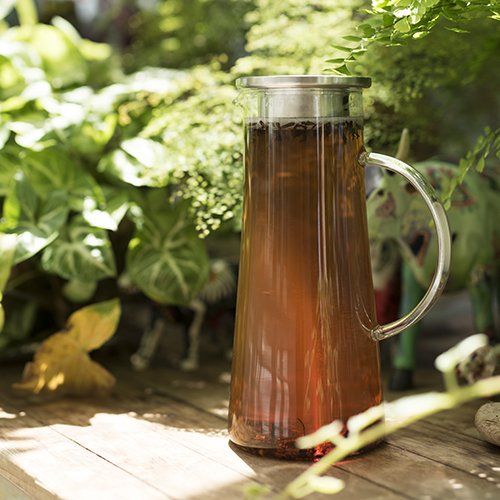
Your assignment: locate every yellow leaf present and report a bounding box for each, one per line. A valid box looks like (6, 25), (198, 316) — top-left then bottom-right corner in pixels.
(14, 299), (121, 396)
(67, 298), (121, 351)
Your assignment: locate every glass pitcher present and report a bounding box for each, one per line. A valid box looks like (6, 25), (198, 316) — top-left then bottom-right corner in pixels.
(228, 75), (451, 459)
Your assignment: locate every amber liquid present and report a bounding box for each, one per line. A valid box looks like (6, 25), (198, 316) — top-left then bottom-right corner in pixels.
(228, 119), (382, 459)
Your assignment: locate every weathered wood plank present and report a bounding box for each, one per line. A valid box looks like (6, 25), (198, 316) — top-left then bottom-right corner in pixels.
(0, 472), (32, 500)
(124, 363), (500, 498)
(0, 400), (167, 500)
(339, 442), (500, 499)
(425, 401), (485, 439)
(115, 362), (232, 418)
(0, 386), (399, 500)
(2, 361), (498, 500)
(387, 419), (500, 480)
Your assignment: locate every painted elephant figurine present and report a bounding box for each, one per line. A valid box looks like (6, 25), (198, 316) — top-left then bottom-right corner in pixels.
(367, 159), (499, 390)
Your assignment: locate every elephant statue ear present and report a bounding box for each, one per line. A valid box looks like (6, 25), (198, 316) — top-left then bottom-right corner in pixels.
(396, 128), (410, 162)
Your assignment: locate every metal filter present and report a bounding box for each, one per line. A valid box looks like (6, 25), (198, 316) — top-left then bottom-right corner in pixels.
(236, 75), (371, 120)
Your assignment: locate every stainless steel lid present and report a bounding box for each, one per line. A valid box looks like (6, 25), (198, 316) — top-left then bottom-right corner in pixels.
(236, 75), (371, 90)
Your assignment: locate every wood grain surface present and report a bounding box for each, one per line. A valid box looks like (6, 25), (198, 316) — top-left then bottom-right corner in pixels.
(0, 361), (498, 499)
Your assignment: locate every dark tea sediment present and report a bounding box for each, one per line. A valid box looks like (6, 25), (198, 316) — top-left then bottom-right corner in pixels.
(229, 119), (382, 459)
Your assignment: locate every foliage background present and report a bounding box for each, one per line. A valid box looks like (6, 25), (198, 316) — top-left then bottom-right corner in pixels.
(0, 0), (498, 355)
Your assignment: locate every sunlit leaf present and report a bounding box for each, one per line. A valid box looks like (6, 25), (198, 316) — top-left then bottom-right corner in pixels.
(308, 476), (345, 495)
(394, 18), (411, 33)
(50, 15), (81, 43)
(435, 334), (489, 373)
(5, 24), (87, 88)
(98, 137), (172, 187)
(0, 48), (30, 98)
(126, 196), (210, 305)
(296, 421), (343, 448)
(0, 0), (15, 20)
(347, 404), (385, 434)
(41, 217), (116, 282)
(70, 114), (117, 156)
(0, 123), (10, 149)
(82, 186), (129, 231)
(13, 299), (120, 395)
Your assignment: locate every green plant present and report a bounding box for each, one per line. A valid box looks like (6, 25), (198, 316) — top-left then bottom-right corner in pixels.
(326, 0), (500, 190)
(328, 0), (499, 74)
(125, 0), (254, 71)
(0, 4), (221, 352)
(441, 127), (500, 208)
(0, 0), (498, 361)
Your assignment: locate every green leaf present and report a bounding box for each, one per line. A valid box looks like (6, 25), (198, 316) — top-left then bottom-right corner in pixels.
(0, 147), (20, 196)
(6, 24), (87, 88)
(50, 15), (112, 61)
(98, 138), (172, 187)
(41, 217), (116, 282)
(0, 232), (16, 332)
(358, 23), (376, 36)
(334, 64), (351, 75)
(342, 35), (362, 42)
(476, 156), (485, 172)
(126, 198), (210, 306)
(326, 58), (347, 64)
(308, 476), (345, 495)
(21, 147), (102, 211)
(63, 279), (98, 303)
(70, 114), (117, 155)
(331, 44), (352, 52)
(10, 99), (87, 149)
(80, 39), (113, 62)
(0, 124), (10, 150)
(82, 186), (129, 231)
(394, 18), (411, 33)
(0, 50), (29, 107)
(0, 233), (16, 291)
(50, 15), (82, 44)
(382, 13), (394, 26)
(1, 173), (69, 263)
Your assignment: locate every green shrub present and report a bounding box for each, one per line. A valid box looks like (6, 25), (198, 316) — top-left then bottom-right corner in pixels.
(0, 0), (498, 352)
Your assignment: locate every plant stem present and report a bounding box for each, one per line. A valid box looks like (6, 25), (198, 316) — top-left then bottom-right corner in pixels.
(285, 375), (500, 498)
(15, 0), (37, 26)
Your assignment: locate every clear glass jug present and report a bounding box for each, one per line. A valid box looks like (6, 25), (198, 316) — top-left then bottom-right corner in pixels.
(228, 75), (451, 459)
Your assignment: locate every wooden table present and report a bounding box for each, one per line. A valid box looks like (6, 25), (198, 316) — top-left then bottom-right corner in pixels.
(0, 361), (498, 499)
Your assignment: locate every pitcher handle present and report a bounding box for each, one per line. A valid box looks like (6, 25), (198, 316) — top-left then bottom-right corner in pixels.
(360, 152), (452, 341)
